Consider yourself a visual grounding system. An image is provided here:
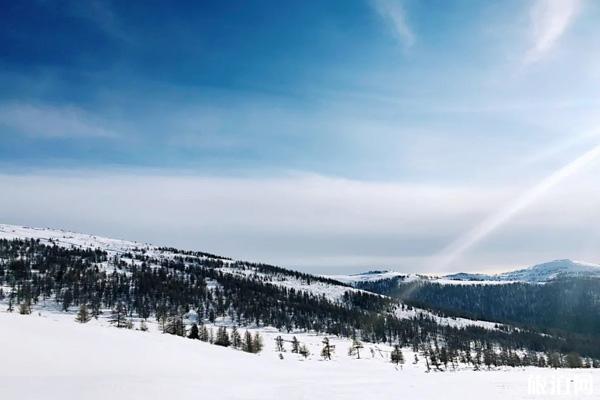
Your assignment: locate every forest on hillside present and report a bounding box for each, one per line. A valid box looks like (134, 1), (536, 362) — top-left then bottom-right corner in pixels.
(1, 238), (599, 367)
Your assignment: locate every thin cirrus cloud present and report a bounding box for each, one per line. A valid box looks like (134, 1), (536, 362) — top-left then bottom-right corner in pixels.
(524, 0), (582, 65)
(1, 171), (600, 273)
(371, 0), (415, 48)
(0, 102), (116, 139)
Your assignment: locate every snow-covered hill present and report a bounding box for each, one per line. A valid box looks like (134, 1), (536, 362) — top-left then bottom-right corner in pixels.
(0, 223), (354, 302)
(495, 259), (600, 282)
(0, 223), (154, 254)
(444, 260), (600, 283)
(0, 223), (514, 331)
(1, 312), (596, 400)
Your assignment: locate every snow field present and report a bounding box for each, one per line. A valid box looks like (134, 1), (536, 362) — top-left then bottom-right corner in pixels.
(1, 312), (597, 400)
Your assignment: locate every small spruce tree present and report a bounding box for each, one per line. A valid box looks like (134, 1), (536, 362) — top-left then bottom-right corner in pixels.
(75, 304), (91, 323)
(188, 323), (200, 339)
(252, 332), (263, 353)
(391, 345), (404, 367)
(231, 326), (242, 349)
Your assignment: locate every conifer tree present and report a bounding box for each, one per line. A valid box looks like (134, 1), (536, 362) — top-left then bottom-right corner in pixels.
(18, 302), (31, 315)
(391, 345), (404, 366)
(252, 332), (263, 353)
(75, 304), (91, 323)
(231, 326), (241, 349)
(139, 320), (149, 332)
(188, 323), (200, 339)
(164, 315), (185, 336)
(199, 325), (209, 342)
(291, 336), (300, 354)
(548, 352), (562, 369)
(242, 330), (254, 353)
(566, 352), (583, 368)
(348, 339), (363, 359)
(321, 337), (335, 360)
(215, 326), (231, 347)
(109, 302), (128, 328)
(299, 344), (310, 358)
(275, 335), (285, 352)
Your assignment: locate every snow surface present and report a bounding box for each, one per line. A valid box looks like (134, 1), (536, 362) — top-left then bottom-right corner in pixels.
(0, 312), (597, 400)
(0, 223), (153, 254)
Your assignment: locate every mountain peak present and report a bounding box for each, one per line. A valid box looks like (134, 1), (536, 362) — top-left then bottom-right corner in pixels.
(496, 259), (600, 282)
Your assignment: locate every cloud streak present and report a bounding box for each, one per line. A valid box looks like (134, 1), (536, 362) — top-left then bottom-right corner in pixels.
(372, 0), (415, 48)
(524, 0), (582, 64)
(0, 103), (116, 139)
(2, 171), (600, 273)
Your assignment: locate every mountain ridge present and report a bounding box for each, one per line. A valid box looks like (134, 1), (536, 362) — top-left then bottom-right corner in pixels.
(331, 259), (600, 286)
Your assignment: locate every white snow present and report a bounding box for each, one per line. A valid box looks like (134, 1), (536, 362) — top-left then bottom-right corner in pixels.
(0, 223), (154, 254)
(0, 312), (597, 400)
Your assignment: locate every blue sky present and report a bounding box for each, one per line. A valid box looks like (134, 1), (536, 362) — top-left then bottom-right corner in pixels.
(2, 0), (600, 273)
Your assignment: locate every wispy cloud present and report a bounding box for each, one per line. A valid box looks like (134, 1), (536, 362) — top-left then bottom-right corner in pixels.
(524, 0), (582, 65)
(2, 171), (600, 273)
(68, 0), (133, 43)
(371, 0), (415, 48)
(0, 103), (115, 138)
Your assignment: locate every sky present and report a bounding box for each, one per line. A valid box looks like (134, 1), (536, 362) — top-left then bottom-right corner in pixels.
(2, 0), (600, 274)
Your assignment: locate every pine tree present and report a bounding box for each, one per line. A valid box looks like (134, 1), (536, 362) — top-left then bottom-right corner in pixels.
(299, 344), (310, 358)
(252, 332), (263, 353)
(275, 335), (285, 352)
(566, 352), (583, 368)
(109, 302), (128, 328)
(242, 330), (254, 353)
(231, 326), (241, 349)
(75, 304), (91, 323)
(188, 323), (199, 339)
(548, 352), (562, 369)
(440, 347), (449, 369)
(18, 302), (31, 315)
(291, 336), (300, 354)
(199, 325), (209, 342)
(139, 320), (149, 332)
(164, 315), (185, 336)
(215, 327), (231, 347)
(348, 339), (363, 359)
(321, 337), (335, 360)
(391, 345), (404, 366)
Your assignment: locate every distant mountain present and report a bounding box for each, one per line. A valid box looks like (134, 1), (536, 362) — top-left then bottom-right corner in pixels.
(331, 259), (600, 286)
(493, 259), (600, 282)
(329, 270), (425, 285)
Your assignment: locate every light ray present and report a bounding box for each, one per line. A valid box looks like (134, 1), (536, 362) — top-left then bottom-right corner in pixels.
(435, 141), (600, 271)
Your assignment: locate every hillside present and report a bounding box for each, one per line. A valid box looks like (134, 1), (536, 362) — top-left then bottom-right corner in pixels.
(1, 223), (599, 368)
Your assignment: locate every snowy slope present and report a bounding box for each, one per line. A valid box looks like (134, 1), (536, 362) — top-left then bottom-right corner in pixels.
(0, 223), (153, 254)
(0, 223), (516, 330)
(328, 270), (425, 285)
(0, 312), (596, 400)
(0, 224), (354, 301)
